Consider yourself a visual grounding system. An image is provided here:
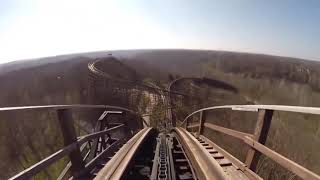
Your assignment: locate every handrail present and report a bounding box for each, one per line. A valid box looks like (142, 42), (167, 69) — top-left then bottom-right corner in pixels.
(244, 136), (320, 180)
(186, 123), (200, 128)
(182, 104), (320, 125)
(0, 104), (137, 114)
(9, 125), (125, 180)
(203, 122), (253, 140)
(5, 104), (146, 180)
(182, 104), (320, 180)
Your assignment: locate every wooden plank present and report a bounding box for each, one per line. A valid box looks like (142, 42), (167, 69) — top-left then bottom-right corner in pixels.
(217, 159), (232, 166)
(208, 149), (218, 154)
(245, 109), (273, 171)
(9, 125), (123, 180)
(200, 135), (262, 180)
(212, 153), (224, 159)
(77, 124), (124, 145)
(85, 138), (126, 173)
(204, 123), (253, 140)
(86, 115), (103, 162)
(223, 166), (250, 180)
(187, 123), (200, 129)
(57, 142), (89, 180)
(244, 136), (320, 180)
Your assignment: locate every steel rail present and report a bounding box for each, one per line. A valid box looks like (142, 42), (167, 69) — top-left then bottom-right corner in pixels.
(174, 127), (228, 180)
(94, 127), (153, 179)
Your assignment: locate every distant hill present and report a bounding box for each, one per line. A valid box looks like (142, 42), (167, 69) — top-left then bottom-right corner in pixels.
(1, 49), (320, 179)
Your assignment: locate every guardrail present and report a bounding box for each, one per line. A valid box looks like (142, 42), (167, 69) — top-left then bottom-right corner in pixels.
(181, 105), (320, 180)
(2, 104), (145, 180)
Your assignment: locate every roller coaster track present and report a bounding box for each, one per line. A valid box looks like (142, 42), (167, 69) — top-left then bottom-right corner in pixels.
(5, 58), (320, 180)
(88, 60), (187, 96)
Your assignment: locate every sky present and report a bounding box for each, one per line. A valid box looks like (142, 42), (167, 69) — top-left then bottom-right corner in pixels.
(0, 0), (319, 63)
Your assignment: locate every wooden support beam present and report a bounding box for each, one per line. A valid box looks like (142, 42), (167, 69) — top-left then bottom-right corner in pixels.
(187, 123), (200, 129)
(77, 124), (124, 145)
(87, 117), (102, 161)
(57, 109), (86, 178)
(184, 118), (188, 129)
(244, 136), (320, 180)
(197, 111), (206, 137)
(204, 123), (253, 140)
(245, 109), (274, 171)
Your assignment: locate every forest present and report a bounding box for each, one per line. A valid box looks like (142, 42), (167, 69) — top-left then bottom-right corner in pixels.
(1, 49), (320, 179)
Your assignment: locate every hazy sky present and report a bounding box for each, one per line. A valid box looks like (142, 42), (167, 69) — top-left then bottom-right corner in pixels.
(0, 0), (319, 63)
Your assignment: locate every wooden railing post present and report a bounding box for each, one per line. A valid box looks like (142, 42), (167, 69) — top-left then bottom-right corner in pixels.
(197, 111), (206, 137)
(123, 112), (132, 137)
(245, 109), (274, 171)
(184, 118), (188, 129)
(57, 109), (86, 177)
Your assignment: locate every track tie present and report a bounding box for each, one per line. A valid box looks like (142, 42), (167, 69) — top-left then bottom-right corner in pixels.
(217, 159), (232, 166)
(134, 164), (145, 168)
(212, 153), (224, 159)
(208, 149), (218, 154)
(173, 150), (183, 154)
(178, 172), (194, 180)
(175, 159), (188, 163)
(179, 166), (189, 170)
(176, 144), (182, 148)
(97, 163), (106, 167)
